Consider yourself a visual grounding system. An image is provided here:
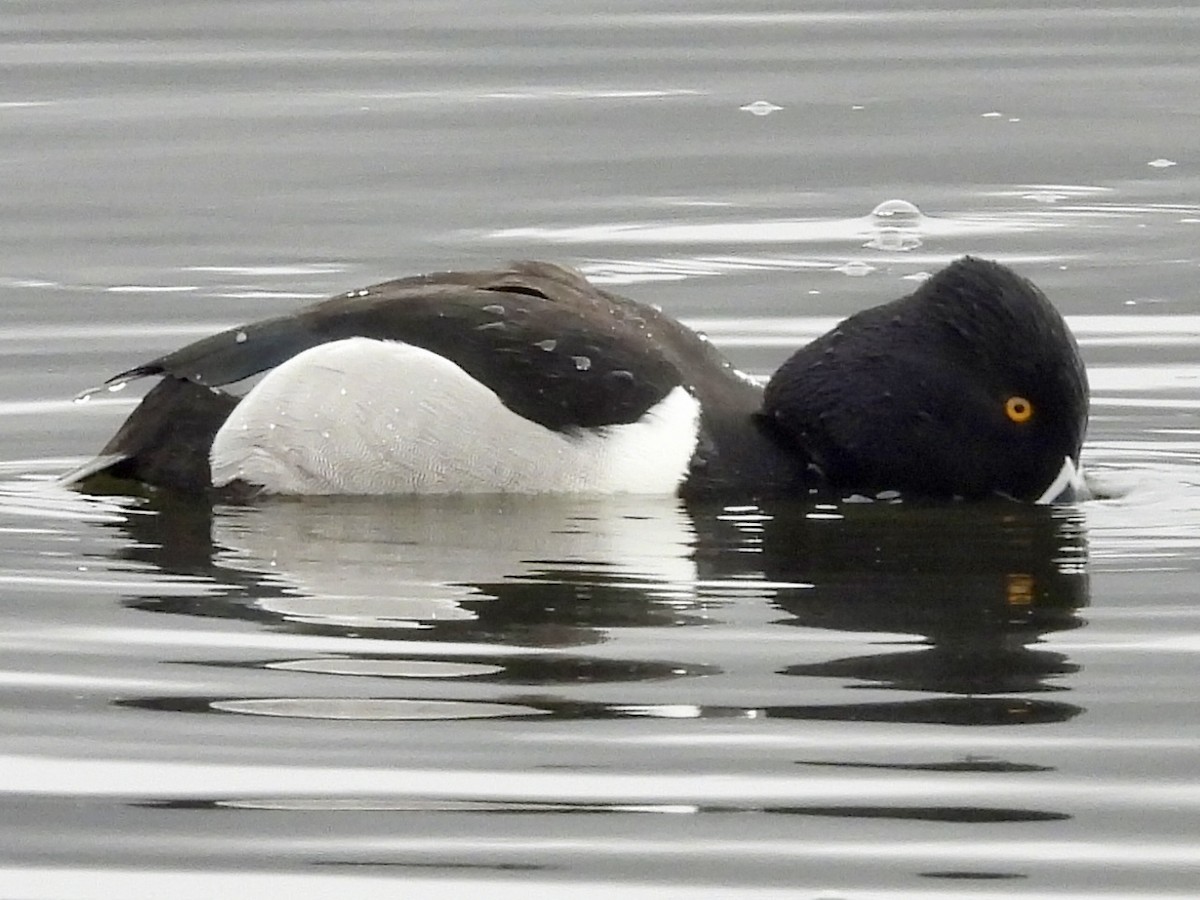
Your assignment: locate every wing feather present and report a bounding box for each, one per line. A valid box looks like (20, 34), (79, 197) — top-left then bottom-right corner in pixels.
(112, 262), (694, 431)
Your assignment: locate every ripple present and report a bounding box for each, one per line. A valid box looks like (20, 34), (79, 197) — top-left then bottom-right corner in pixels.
(5, 753), (1199, 803)
(266, 658), (505, 678)
(679, 314), (1200, 351)
(0, 868), (844, 900)
(0, 480), (133, 524)
(212, 797), (704, 812)
(210, 698), (550, 720)
(103, 285), (199, 294)
(211, 290), (326, 300)
(182, 264), (349, 276)
(478, 88), (702, 101)
(486, 208), (1068, 247)
(0, 323), (227, 344)
(580, 255), (830, 285)
(0, 397), (137, 417)
(1089, 364), (1200, 391)
(39, 634), (556, 668)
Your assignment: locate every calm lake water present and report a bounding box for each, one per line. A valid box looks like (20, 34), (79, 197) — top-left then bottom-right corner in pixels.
(2, 2), (1199, 897)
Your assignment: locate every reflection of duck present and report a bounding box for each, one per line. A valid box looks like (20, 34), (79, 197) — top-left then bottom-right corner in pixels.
(70, 257), (1087, 503)
(112, 490), (1089, 730)
(694, 500), (1090, 725)
(116, 493), (703, 649)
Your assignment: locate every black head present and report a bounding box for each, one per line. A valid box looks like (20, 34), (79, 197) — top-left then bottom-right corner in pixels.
(761, 257), (1089, 502)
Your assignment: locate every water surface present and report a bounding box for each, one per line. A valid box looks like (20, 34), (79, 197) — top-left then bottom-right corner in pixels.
(1, 2), (1198, 897)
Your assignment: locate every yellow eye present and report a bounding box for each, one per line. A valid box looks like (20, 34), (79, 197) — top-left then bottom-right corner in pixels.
(1005, 396), (1034, 423)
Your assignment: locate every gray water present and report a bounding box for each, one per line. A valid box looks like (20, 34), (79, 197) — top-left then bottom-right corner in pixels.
(1, 2), (1199, 897)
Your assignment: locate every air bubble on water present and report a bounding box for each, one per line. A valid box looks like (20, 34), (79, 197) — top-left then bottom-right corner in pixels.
(572, 355), (592, 371)
(740, 100), (783, 116)
(321, 430), (330, 439)
(339, 387), (348, 396)
(835, 261), (876, 277)
(534, 339), (557, 352)
(235, 331), (248, 344)
(865, 199), (923, 251)
(870, 199), (922, 226)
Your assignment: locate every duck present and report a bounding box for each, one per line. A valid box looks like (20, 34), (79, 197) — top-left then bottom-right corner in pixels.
(67, 256), (1089, 503)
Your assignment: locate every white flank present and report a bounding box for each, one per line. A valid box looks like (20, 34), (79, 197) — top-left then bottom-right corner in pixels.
(209, 337), (700, 495)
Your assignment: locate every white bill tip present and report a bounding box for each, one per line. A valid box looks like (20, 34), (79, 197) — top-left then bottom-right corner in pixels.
(1035, 456), (1088, 505)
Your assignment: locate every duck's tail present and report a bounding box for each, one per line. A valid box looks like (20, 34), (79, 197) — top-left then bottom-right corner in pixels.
(63, 377), (238, 495)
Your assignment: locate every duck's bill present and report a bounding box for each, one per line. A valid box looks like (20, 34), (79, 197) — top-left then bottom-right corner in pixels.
(1034, 456), (1088, 505)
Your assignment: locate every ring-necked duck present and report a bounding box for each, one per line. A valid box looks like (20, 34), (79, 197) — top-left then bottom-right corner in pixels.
(67, 256), (1088, 503)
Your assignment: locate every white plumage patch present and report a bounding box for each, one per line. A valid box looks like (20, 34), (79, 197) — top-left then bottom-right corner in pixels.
(209, 337), (701, 495)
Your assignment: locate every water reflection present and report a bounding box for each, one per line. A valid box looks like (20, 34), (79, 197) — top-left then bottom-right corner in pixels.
(116, 494), (702, 646)
(739, 501), (1089, 725)
(102, 491), (1089, 729)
